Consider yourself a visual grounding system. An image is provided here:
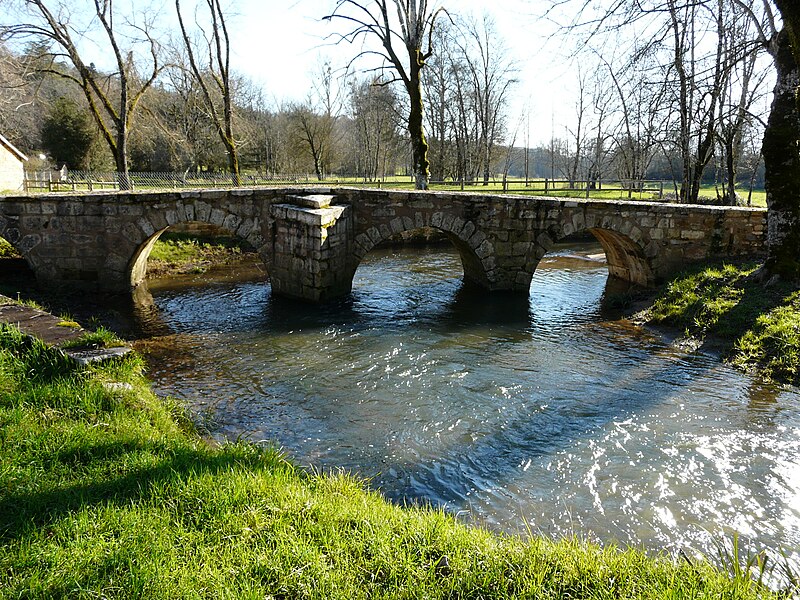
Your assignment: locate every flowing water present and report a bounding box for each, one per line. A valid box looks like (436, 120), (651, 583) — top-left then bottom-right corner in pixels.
(132, 242), (800, 574)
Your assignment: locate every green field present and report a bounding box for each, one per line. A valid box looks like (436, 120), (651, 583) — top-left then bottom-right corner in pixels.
(21, 172), (768, 207)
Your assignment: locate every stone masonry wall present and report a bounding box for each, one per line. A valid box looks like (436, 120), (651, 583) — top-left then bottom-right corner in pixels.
(0, 187), (767, 300)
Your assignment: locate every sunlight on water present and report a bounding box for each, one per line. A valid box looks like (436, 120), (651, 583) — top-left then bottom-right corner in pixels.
(135, 243), (800, 579)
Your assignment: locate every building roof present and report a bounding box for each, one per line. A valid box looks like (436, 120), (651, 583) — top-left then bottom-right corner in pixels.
(0, 133), (28, 162)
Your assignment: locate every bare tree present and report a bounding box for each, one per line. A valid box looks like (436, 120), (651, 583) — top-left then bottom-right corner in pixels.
(289, 101), (335, 180)
(324, 0), (448, 189)
(348, 77), (402, 180)
(2, 0), (162, 189)
(715, 3), (768, 205)
(457, 13), (518, 185)
(175, 0), (240, 184)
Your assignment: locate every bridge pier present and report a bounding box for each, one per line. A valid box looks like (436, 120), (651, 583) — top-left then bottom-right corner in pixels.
(269, 194), (354, 302)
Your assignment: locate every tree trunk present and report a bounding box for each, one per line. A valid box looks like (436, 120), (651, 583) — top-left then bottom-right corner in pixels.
(115, 129), (131, 190)
(408, 50), (430, 190)
(762, 30), (800, 279)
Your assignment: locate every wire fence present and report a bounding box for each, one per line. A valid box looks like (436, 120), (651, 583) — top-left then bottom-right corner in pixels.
(23, 170), (325, 192)
(23, 169), (667, 200)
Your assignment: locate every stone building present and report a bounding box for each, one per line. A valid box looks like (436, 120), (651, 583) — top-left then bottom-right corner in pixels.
(0, 133), (27, 192)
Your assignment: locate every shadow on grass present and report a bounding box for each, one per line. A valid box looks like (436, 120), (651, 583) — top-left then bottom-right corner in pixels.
(0, 438), (289, 543)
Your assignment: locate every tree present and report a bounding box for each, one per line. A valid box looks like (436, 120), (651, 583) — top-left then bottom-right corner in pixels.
(1, 0), (162, 189)
(41, 96), (95, 168)
(288, 101), (334, 180)
(745, 0), (800, 278)
(324, 0), (448, 190)
(175, 0), (240, 185)
(457, 13), (517, 185)
(347, 77), (403, 180)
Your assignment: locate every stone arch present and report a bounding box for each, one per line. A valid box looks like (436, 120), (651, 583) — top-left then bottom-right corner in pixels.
(119, 201), (267, 289)
(527, 212), (655, 287)
(348, 212), (492, 288)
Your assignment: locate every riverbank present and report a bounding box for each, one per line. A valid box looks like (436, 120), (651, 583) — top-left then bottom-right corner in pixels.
(146, 232), (251, 277)
(634, 261), (800, 386)
(0, 318), (785, 597)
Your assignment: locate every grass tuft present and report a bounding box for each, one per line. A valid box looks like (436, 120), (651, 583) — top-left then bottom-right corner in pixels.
(644, 261), (800, 383)
(61, 326), (126, 350)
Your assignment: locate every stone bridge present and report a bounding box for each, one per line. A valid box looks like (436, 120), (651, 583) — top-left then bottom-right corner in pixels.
(0, 187), (766, 302)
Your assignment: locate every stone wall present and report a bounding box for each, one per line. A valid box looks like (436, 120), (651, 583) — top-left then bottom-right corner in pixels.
(338, 190), (766, 290)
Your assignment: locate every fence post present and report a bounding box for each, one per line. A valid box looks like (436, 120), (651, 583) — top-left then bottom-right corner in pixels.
(585, 181), (590, 199)
(545, 178), (549, 193)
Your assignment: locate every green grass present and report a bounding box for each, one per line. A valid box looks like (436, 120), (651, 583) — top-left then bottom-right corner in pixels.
(24, 173), (768, 206)
(60, 325), (126, 350)
(0, 322), (788, 598)
(147, 233), (248, 276)
(0, 238), (20, 259)
(644, 262), (800, 383)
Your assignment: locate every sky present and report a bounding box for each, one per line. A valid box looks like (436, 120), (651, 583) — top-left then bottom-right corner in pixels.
(1, 0), (586, 146)
(224, 0), (578, 145)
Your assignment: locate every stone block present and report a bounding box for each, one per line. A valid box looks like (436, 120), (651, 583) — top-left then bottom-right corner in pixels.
(236, 218), (255, 239)
(461, 221), (476, 240)
(105, 253), (129, 272)
(57, 202), (84, 217)
(476, 239), (492, 259)
(680, 230), (705, 240)
(195, 201), (212, 222)
(469, 230), (487, 248)
(209, 208), (226, 227)
(122, 222), (142, 244)
(390, 217), (405, 234)
(199, 190), (227, 202)
(537, 232), (554, 249)
(18, 234), (41, 253)
(118, 204), (144, 216)
(137, 217), (156, 237)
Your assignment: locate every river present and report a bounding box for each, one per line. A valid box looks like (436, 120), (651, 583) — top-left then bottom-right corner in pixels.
(130, 241), (800, 575)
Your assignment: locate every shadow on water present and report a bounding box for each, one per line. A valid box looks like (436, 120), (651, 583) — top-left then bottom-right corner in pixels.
(262, 282), (535, 335)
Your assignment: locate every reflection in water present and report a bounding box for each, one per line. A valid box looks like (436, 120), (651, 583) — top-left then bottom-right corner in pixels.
(133, 243), (800, 577)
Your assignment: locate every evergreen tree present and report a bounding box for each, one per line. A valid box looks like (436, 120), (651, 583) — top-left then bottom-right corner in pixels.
(40, 97), (95, 169)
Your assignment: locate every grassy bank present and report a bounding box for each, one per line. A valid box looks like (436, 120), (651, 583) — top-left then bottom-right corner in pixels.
(147, 233), (253, 277)
(640, 261), (800, 385)
(0, 324), (785, 598)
